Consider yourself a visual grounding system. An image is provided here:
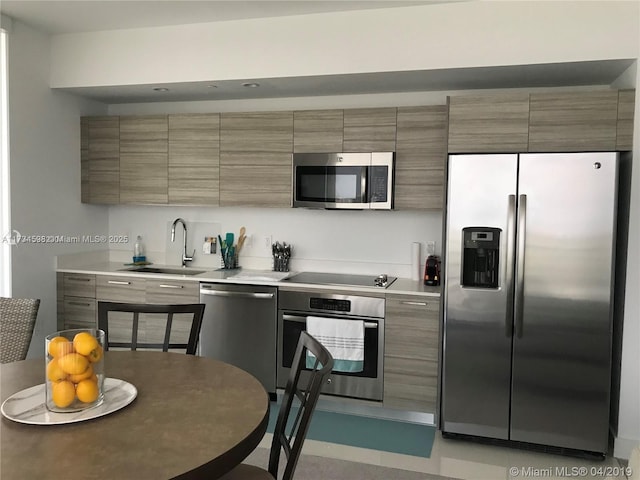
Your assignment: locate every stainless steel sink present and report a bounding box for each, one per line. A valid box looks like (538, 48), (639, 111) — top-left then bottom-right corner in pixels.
(118, 267), (206, 276)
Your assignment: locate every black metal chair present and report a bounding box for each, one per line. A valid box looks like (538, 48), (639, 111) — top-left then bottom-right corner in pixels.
(219, 331), (334, 480)
(97, 301), (205, 355)
(0, 297), (40, 363)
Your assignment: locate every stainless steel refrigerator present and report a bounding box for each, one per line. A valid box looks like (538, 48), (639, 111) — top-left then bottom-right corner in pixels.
(440, 152), (618, 455)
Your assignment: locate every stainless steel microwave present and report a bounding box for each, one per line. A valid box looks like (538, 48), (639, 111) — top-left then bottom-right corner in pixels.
(292, 152), (394, 209)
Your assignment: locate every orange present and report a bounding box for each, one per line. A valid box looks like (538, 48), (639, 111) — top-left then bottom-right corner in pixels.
(76, 378), (99, 403)
(68, 364), (94, 383)
(46, 358), (67, 382)
(73, 332), (99, 356)
(47, 337), (74, 358)
(57, 353), (89, 375)
(51, 380), (75, 408)
(86, 345), (103, 363)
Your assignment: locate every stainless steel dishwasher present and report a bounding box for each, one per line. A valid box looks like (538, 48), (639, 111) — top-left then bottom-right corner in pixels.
(199, 283), (277, 393)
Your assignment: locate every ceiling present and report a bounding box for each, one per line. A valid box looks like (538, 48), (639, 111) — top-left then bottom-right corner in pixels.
(1, 1), (634, 104)
(0, 0), (443, 35)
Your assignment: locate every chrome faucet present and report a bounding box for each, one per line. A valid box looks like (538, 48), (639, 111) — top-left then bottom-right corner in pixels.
(171, 218), (195, 267)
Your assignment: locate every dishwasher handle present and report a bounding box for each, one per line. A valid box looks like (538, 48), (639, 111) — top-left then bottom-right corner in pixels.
(200, 289), (274, 300)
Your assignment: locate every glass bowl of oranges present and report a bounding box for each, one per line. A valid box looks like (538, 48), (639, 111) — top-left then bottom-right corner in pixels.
(45, 329), (105, 412)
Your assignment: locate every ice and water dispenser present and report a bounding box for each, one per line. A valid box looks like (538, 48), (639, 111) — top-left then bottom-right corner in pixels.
(461, 227), (500, 289)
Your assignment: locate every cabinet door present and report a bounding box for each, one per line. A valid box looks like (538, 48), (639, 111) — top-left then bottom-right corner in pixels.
(60, 273), (97, 330)
(448, 93), (530, 153)
(120, 115), (168, 204)
(168, 114), (220, 205)
(616, 89), (635, 151)
(80, 118), (89, 203)
(293, 109), (343, 153)
(395, 106), (447, 210)
(384, 294), (440, 413)
(63, 298), (97, 329)
(528, 90), (618, 152)
(219, 111), (293, 207)
(87, 116), (120, 204)
(145, 280), (199, 351)
(96, 276), (146, 303)
(343, 107), (396, 152)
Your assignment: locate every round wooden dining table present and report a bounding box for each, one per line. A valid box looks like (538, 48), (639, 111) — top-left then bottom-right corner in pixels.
(1, 351), (269, 479)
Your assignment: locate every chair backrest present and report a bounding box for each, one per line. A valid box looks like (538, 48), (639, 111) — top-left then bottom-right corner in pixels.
(269, 331), (334, 480)
(0, 297), (40, 363)
(97, 301), (205, 355)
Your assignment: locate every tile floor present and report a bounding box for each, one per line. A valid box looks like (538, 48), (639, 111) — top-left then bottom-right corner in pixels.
(260, 395), (633, 480)
(256, 432), (631, 480)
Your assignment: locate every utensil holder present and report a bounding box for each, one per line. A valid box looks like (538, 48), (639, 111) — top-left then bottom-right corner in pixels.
(273, 256), (290, 272)
(221, 250), (239, 270)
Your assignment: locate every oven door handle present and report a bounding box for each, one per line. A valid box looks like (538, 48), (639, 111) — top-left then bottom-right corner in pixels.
(282, 314), (378, 329)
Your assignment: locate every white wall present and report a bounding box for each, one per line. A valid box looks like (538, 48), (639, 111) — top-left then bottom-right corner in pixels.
(50, 1), (639, 89)
(614, 69), (640, 459)
(8, 19), (109, 357)
(107, 205), (441, 278)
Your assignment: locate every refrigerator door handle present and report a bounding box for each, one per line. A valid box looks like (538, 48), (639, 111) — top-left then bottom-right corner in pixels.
(505, 194), (517, 337)
(514, 194), (527, 338)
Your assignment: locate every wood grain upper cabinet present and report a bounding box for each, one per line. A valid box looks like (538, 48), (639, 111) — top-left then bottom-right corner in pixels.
(219, 111), (293, 207)
(293, 109), (344, 153)
(84, 116), (120, 204)
(120, 115), (168, 204)
(395, 106), (447, 210)
(343, 107), (397, 152)
(616, 89), (635, 151)
(448, 93), (530, 153)
(383, 294), (440, 413)
(168, 114), (220, 205)
(80, 118), (89, 203)
(528, 90), (619, 152)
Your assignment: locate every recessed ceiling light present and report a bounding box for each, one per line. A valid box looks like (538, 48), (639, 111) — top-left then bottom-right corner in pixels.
(153, 87), (169, 92)
(242, 82), (260, 88)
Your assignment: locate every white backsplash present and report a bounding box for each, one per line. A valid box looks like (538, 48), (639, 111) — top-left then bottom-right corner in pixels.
(107, 205), (443, 278)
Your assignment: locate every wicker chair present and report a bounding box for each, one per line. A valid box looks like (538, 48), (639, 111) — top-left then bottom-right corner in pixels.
(0, 297), (40, 363)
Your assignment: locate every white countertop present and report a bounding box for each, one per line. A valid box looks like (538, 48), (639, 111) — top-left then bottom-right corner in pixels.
(57, 262), (441, 297)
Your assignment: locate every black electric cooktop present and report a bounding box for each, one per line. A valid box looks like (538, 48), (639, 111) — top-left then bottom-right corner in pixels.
(284, 272), (396, 289)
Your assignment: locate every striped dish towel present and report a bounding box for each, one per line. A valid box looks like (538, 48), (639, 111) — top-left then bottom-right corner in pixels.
(306, 316), (364, 373)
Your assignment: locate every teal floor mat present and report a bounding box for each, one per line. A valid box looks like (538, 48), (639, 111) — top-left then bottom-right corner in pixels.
(266, 403), (435, 458)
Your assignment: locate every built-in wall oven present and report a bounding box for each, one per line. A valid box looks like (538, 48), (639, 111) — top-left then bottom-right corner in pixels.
(277, 289), (385, 401)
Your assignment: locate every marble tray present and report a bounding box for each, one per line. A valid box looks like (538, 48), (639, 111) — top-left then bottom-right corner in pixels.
(1, 378), (137, 425)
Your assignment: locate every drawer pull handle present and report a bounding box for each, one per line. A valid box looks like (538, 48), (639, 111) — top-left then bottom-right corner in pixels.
(107, 280), (131, 285)
(67, 277), (91, 282)
(159, 284), (184, 289)
(401, 301), (428, 306)
(68, 301), (92, 307)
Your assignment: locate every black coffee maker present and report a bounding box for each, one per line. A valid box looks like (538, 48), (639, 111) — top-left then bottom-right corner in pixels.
(424, 255), (441, 286)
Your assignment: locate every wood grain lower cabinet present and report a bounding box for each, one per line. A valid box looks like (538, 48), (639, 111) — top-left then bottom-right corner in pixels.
(528, 90), (619, 152)
(120, 115), (168, 204)
(144, 279), (199, 350)
(395, 106), (447, 210)
(617, 89), (636, 151)
(293, 109), (344, 153)
(59, 273), (97, 330)
(168, 113), (220, 205)
(448, 93), (530, 153)
(343, 107), (397, 152)
(219, 111), (293, 207)
(86, 116), (120, 204)
(384, 294), (439, 413)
